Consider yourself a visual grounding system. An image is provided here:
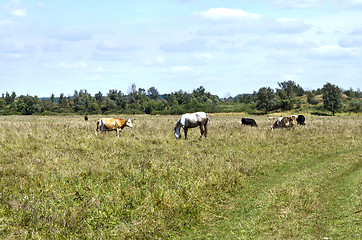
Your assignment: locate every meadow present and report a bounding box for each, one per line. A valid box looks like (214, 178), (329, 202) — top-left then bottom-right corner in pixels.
(0, 114), (360, 239)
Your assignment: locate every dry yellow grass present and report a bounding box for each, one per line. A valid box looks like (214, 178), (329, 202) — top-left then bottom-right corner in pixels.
(0, 114), (361, 239)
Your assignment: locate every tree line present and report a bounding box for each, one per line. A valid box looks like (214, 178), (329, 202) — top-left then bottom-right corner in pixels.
(1, 81), (361, 116)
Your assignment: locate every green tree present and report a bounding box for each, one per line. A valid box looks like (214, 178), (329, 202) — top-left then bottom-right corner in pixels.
(323, 82), (343, 116)
(255, 87), (276, 113)
(58, 93), (67, 108)
(349, 100), (362, 113)
(344, 88), (355, 99)
(147, 87), (160, 100)
(127, 83), (138, 104)
(276, 80), (297, 110)
(307, 91), (319, 105)
(17, 95), (43, 115)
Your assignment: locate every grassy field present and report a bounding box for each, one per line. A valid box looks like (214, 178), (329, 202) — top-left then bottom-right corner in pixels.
(0, 114), (361, 239)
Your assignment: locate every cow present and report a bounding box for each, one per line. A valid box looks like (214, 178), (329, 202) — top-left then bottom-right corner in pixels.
(241, 118), (258, 127)
(95, 118), (133, 137)
(296, 115), (306, 125)
(270, 116), (296, 130)
(84, 115), (89, 121)
(291, 115), (306, 125)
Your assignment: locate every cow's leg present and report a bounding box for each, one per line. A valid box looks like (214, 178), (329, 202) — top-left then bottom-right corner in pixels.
(116, 129), (121, 137)
(204, 122), (208, 138)
(96, 120), (102, 136)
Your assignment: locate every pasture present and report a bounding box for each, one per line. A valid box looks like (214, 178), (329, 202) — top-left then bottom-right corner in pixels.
(0, 114), (361, 239)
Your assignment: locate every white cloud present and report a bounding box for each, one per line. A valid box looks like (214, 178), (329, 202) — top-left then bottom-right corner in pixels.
(42, 42), (63, 52)
(57, 61), (87, 69)
(160, 38), (210, 52)
(0, 42), (35, 53)
(248, 37), (317, 49)
(196, 8), (260, 20)
(50, 29), (92, 41)
(339, 37), (362, 47)
(196, 17), (309, 35)
(272, 0), (321, 8)
(10, 9), (27, 17)
(341, 0), (362, 8)
(155, 56), (166, 64)
(271, 17), (310, 34)
(0, 42), (35, 60)
(97, 40), (137, 52)
(350, 28), (362, 35)
(309, 45), (360, 59)
(169, 65), (195, 73)
(0, 20), (12, 27)
(195, 8), (309, 35)
(195, 53), (212, 59)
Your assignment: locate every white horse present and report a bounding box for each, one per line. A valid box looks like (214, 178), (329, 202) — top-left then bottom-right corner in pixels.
(174, 112), (209, 140)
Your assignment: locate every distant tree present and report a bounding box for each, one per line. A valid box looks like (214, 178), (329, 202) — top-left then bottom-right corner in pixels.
(323, 82), (343, 116)
(115, 91), (127, 109)
(4, 92), (16, 105)
(174, 90), (191, 105)
(307, 91), (319, 105)
(108, 89), (118, 101)
(355, 88), (361, 98)
(58, 93), (67, 108)
(127, 83), (138, 104)
(294, 83), (304, 96)
(344, 88), (355, 99)
(349, 100), (362, 113)
(95, 91), (103, 102)
(255, 87), (276, 113)
(50, 94), (55, 103)
(73, 89), (91, 112)
(17, 95), (43, 115)
(137, 88), (149, 104)
(89, 102), (101, 114)
(276, 80), (297, 110)
(234, 94), (253, 104)
(102, 98), (117, 113)
(147, 87), (160, 100)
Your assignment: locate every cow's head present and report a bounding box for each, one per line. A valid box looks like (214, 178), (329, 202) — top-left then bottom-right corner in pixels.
(290, 116), (296, 126)
(126, 118), (133, 128)
(282, 117), (290, 127)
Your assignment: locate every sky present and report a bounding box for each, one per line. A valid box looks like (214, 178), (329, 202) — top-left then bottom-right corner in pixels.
(0, 0), (361, 98)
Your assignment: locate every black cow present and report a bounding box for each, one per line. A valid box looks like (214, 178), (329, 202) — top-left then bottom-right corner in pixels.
(296, 115), (306, 125)
(241, 118), (258, 127)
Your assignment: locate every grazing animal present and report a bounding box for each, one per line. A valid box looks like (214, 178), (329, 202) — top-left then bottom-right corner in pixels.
(95, 118), (133, 137)
(291, 114), (306, 125)
(296, 115), (306, 125)
(271, 116), (296, 130)
(174, 112), (209, 140)
(84, 115), (89, 121)
(241, 118), (258, 127)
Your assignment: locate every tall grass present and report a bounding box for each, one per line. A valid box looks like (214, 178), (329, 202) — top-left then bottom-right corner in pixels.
(0, 115), (361, 239)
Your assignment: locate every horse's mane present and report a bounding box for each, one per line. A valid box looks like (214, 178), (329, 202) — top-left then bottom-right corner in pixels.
(174, 117), (181, 131)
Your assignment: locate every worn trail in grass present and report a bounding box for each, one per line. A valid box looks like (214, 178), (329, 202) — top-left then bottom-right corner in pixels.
(181, 118), (361, 239)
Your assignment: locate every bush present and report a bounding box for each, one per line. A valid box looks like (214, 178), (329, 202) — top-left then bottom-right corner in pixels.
(349, 100), (362, 113)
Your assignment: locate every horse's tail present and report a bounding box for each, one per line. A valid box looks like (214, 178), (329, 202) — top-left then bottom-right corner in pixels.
(95, 119), (100, 135)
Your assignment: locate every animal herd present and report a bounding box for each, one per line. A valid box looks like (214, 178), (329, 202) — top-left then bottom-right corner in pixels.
(93, 112), (306, 139)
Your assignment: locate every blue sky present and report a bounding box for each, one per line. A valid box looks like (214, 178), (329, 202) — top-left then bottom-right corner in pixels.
(0, 0), (361, 98)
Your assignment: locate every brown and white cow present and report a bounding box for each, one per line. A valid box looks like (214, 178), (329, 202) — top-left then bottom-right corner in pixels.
(270, 116), (296, 130)
(95, 118), (133, 137)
